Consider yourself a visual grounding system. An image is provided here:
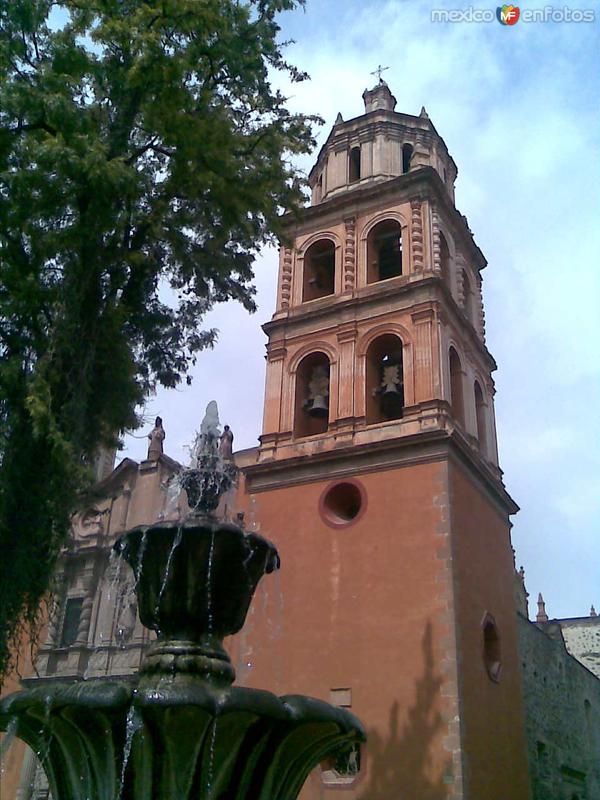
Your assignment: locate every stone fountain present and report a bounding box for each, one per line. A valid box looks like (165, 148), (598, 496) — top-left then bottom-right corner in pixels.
(0, 404), (364, 799)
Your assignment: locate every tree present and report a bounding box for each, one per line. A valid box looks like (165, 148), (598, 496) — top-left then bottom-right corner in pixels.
(0, 0), (318, 678)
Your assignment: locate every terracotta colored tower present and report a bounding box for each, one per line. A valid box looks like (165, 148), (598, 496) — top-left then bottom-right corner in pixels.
(236, 82), (530, 799)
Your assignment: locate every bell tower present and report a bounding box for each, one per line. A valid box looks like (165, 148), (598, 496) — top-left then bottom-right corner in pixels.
(259, 80), (497, 465)
(241, 82), (530, 800)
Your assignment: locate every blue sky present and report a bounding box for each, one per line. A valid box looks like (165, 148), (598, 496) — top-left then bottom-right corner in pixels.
(122, 0), (600, 619)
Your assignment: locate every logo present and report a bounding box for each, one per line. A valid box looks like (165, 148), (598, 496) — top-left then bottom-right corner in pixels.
(497, 4), (520, 24)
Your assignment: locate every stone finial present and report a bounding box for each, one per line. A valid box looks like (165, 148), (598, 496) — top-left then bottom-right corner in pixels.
(536, 593), (549, 623)
(335, 112), (343, 125)
(420, 106), (429, 119)
(591, 605), (597, 617)
(362, 82), (397, 113)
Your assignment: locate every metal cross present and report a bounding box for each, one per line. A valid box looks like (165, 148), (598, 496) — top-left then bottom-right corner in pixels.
(371, 65), (389, 83)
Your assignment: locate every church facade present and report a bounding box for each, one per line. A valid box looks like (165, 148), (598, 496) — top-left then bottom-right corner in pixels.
(2, 83), (599, 800)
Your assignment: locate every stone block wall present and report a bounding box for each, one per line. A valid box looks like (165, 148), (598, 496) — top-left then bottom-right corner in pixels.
(518, 614), (600, 800)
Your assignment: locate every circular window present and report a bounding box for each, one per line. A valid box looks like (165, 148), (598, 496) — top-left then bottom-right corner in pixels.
(320, 480), (366, 528)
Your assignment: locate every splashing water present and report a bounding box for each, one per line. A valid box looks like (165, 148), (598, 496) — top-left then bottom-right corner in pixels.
(134, 532), (148, 591)
(119, 702), (142, 798)
(154, 525), (183, 620)
(206, 530), (215, 637)
(205, 717), (218, 799)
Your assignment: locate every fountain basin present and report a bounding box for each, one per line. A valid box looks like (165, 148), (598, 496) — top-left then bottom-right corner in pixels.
(113, 518), (280, 686)
(1, 679), (365, 800)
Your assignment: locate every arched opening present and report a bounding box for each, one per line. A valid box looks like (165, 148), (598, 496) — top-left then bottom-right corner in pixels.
(366, 334), (404, 424)
(449, 347), (464, 427)
(349, 146), (361, 183)
(366, 219), (403, 283)
(462, 269), (476, 325)
(474, 381), (487, 454)
(294, 352), (331, 438)
(439, 231), (451, 288)
(402, 143), (413, 174)
(302, 239), (335, 302)
(483, 615), (502, 681)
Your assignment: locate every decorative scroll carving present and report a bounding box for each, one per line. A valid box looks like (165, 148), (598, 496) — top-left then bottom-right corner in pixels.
(431, 204), (441, 275)
(410, 199), (424, 272)
(343, 216), (356, 291)
(280, 247), (293, 310)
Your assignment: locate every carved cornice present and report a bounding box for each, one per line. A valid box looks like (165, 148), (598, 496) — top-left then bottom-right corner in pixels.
(245, 428), (518, 517)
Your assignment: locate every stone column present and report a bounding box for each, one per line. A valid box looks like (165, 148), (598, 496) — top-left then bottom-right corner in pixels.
(431, 203), (442, 276)
(343, 216), (356, 292)
(262, 344), (287, 437)
(476, 277), (486, 342)
(336, 323), (358, 422)
(455, 254), (466, 308)
(411, 309), (435, 403)
(410, 199), (424, 274)
(75, 576), (95, 646)
(279, 247), (293, 311)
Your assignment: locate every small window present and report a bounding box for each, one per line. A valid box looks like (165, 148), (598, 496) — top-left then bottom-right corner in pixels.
(302, 239), (335, 302)
(367, 220), (403, 283)
(402, 143), (413, 174)
(349, 146), (361, 183)
(482, 614), (501, 682)
(60, 598), (84, 647)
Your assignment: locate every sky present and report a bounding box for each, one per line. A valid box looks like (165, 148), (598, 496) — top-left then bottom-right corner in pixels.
(122, 0), (600, 620)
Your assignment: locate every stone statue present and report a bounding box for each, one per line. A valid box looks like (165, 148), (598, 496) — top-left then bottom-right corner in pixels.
(219, 425), (234, 461)
(147, 416), (165, 460)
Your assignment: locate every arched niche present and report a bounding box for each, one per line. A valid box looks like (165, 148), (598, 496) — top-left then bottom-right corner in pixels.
(474, 380), (488, 455)
(294, 351), (331, 438)
(449, 346), (465, 427)
(302, 238), (336, 302)
(439, 230), (452, 289)
(462, 269), (477, 326)
(365, 334), (405, 424)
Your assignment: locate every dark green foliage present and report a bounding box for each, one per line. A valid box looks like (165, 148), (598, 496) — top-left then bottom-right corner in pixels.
(0, 0), (317, 678)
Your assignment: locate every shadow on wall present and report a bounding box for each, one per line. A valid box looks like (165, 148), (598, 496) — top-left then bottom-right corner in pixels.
(358, 623), (451, 800)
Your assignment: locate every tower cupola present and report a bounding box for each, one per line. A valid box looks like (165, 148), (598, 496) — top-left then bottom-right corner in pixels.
(362, 81), (397, 112)
(309, 81), (457, 205)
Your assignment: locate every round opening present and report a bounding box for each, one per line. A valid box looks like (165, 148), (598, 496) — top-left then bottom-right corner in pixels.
(320, 481), (366, 527)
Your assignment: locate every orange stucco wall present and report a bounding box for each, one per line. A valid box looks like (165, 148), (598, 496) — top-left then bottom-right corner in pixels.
(232, 460), (461, 799)
(448, 463), (530, 799)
